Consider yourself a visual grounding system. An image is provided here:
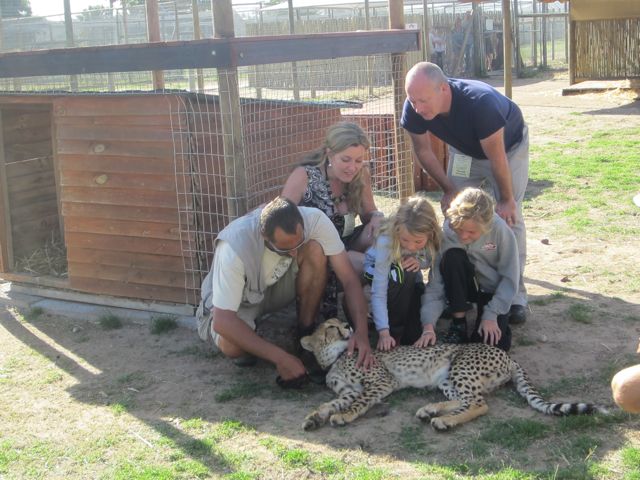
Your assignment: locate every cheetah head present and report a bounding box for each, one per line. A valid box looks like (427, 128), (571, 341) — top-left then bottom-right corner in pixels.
(300, 318), (351, 370)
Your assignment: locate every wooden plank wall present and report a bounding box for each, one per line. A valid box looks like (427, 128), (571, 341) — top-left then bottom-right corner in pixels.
(2, 105), (58, 259)
(54, 95), (197, 304)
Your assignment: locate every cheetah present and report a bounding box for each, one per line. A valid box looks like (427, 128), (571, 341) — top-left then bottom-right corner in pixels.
(301, 318), (608, 431)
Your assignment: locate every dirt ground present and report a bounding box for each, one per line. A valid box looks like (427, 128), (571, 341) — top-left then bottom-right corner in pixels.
(1, 72), (640, 478)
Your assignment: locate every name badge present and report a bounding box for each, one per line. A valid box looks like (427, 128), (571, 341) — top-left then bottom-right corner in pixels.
(451, 153), (472, 178)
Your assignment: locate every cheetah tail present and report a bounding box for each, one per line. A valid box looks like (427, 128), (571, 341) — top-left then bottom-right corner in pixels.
(511, 361), (609, 416)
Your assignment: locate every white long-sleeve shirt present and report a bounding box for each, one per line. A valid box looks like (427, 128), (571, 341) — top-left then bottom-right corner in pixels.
(364, 234), (431, 332)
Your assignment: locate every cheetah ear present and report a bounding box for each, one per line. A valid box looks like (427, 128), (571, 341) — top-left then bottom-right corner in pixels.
(300, 335), (314, 352)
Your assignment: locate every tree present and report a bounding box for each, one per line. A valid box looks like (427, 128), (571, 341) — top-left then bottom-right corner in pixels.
(77, 5), (114, 21)
(0, 0), (32, 18)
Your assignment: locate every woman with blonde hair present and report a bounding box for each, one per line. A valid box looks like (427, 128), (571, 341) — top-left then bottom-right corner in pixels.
(421, 187), (520, 351)
(282, 121), (384, 318)
(363, 194), (441, 350)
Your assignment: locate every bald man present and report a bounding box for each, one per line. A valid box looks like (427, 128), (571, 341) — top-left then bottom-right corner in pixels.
(401, 61), (529, 324)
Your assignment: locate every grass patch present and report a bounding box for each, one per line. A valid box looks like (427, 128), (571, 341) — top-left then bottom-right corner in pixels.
(515, 335), (536, 347)
(555, 410), (628, 433)
(99, 313), (123, 330)
(0, 439), (19, 473)
(311, 455), (346, 475)
(397, 425), (429, 454)
(24, 306), (44, 322)
(215, 381), (266, 403)
(527, 127), (640, 239)
(530, 292), (567, 306)
(477, 418), (550, 450)
(111, 462), (175, 480)
(566, 303), (592, 324)
(42, 368), (64, 384)
(150, 316), (178, 334)
(210, 419), (253, 440)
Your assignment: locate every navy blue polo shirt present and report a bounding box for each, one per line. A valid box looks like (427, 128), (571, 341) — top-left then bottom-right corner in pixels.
(401, 78), (524, 159)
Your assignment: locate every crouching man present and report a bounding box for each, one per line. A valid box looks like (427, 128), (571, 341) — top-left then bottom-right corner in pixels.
(196, 196), (374, 385)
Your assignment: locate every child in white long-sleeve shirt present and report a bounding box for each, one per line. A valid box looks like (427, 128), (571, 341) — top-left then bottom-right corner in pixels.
(363, 194), (442, 351)
(421, 188), (520, 351)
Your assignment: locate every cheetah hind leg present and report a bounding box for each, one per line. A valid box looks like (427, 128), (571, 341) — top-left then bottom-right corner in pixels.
(430, 401), (489, 431)
(302, 390), (359, 431)
(416, 379), (462, 421)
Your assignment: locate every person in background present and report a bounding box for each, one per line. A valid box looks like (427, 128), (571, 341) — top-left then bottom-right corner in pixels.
(402, 61), (529, 325)
(281, 121), (384, 318)
(195, 197), (374, 386)
(421, 188), (518, 352)
(430, 28), (447, 71)
(363, 194), (442, 350)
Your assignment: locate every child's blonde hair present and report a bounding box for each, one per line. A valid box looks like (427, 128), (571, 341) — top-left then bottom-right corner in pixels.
(300, 122), (370, 212)
(446, 188), (495, 233)
(381, 194), (441, 267)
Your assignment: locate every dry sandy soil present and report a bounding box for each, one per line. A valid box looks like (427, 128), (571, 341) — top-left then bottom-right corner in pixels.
(1, 72), (639, 478)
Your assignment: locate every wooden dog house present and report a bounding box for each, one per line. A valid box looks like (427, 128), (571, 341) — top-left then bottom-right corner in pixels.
(0, 92), (342, 309)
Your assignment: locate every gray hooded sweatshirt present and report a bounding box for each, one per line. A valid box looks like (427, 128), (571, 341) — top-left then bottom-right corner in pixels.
(421, 213), (520, 325)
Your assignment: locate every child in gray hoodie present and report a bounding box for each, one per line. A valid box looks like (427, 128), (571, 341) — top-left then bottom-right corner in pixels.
(421, 188), (520, 351)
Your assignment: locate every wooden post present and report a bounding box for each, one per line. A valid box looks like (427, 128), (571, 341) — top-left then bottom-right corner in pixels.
(213, 0), (248, 218)
(0, 111), (14, 272)
(569, 18), (576, 85)
(502, 0), (513, 98)
(531, 0), (537, 67)
(122, 0), (130, 44)
(192, 0), (204, 91)
(564, 1), (569, 65)
(287, 0), (300, 101)
(513, 0), (521, 77)
(389, 0), (413, 201)
(146, 0), (165, 90)
(366, 0), (373, 96)
(422, 0), (430, 62)
(541, 1), (547, 67)
(63, 0), (79, 91)
(173, 0), (180, 40)
(472, 2), (482, 77)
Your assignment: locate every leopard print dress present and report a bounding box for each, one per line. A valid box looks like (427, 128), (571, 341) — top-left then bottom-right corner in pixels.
(299, 165), (351, 319)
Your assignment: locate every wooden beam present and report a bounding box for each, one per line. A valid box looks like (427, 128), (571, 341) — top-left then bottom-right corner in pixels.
(7, 279), (194, 316)
(214, 0), (248, 219)
(569, 19), (577, 85)
(146, 0), (165, 89)
(192, 0), (204, 91)
(63, 0), (79, 91)
(0, 110), (14, 272)
(503, 0), (513, 98)
(0, 31), (420, 79)
(389, 0), (414, 201)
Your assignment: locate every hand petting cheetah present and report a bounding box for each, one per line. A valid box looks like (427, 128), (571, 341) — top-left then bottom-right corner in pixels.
(301, 318), (608, 431)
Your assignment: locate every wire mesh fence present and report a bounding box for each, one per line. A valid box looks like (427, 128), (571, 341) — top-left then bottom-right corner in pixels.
(170, 56), (412, 302)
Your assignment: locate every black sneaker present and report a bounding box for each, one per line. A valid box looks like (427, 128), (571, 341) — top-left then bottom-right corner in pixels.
(232, 354), (257, 367)
(439, 323), (468, 344)
(508, 305), (527, 325)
